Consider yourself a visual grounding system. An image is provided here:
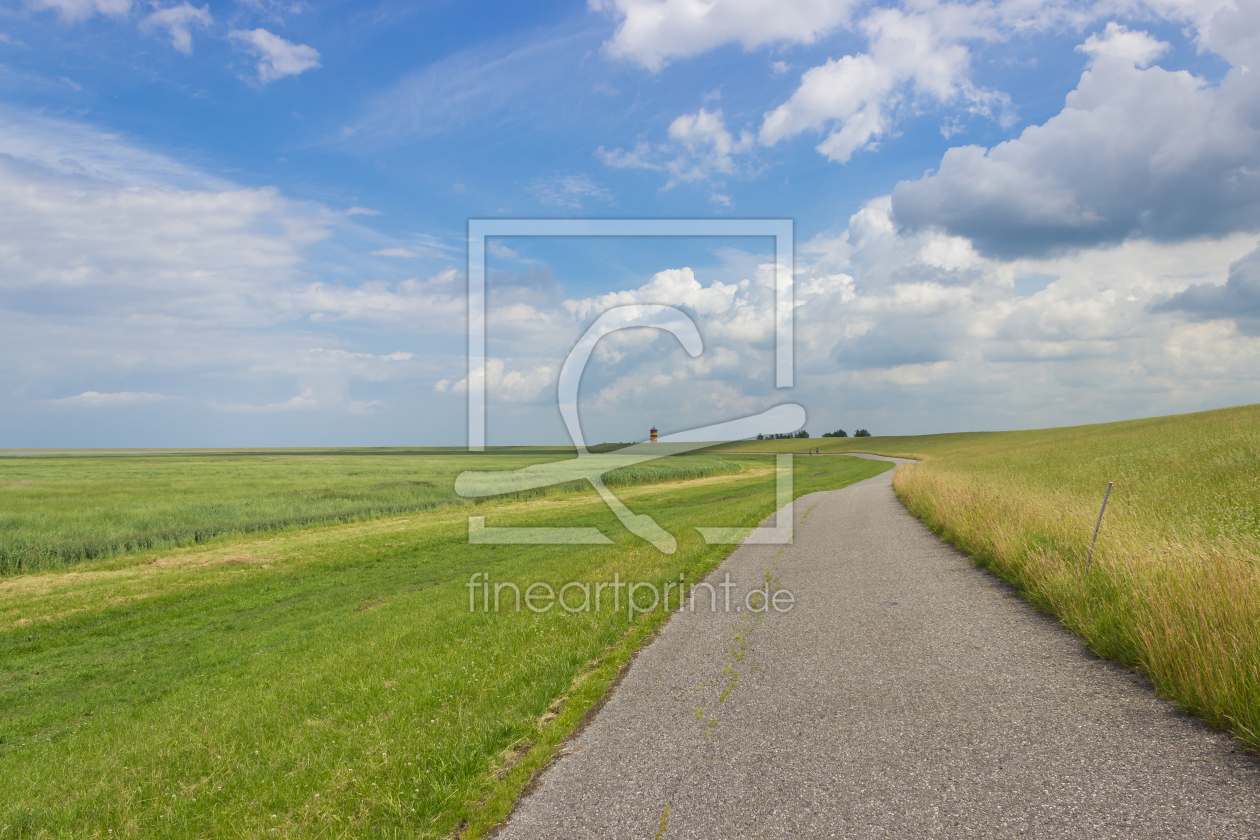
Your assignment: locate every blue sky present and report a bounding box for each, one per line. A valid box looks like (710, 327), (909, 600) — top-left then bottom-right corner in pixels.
(1, 0), (1258, 446)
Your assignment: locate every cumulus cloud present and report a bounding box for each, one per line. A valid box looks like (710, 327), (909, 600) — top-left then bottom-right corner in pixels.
(598, 107), (753, 184)
(667, 108), (753, 179)
(794, 196), (1260, 429)
(603, 3), (1011, 182)
(594, 1), (1252, 189)
(891, 23), (1260, 258)
(592, 0), (856, 71)
(139, 3), (212, 54)
(1153, 246), (1260, 332)
(760, 7), (1006, 163)
(228, 28), (321, 84)
(436, 358), (557, 403)
(1077, 21), (1169, 67)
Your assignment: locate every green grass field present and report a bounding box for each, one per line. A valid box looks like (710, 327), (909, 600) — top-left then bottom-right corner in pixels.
(717, 404), (1260, 750)
(0, 450), (740, 574)
(0, 450), (890, 839)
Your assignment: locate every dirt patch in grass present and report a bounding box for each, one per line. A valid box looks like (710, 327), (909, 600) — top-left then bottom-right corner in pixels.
(146, 551), (273, 570)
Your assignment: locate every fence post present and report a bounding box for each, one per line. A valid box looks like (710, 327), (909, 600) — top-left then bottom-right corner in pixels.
(1084, 482), (1113, 574)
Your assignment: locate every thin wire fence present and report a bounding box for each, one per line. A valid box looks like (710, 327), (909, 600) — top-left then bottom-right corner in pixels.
(897, 461), (1260, 552)
(914, 465), (1260, 525)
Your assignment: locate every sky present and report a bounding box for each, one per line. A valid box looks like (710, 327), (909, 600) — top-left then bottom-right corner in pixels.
(1, 0), (1258, 447)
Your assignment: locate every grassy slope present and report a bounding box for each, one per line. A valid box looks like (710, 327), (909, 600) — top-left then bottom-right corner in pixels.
(0, 451), (739, 574)
(718, 404), (1260, 749)
(0, 453), (890, 839)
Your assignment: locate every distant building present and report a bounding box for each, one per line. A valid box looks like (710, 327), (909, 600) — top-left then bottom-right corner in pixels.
(650, 426), (658, 443)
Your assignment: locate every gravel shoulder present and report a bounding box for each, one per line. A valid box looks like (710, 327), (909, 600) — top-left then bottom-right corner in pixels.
(496, 458), (1260, 839)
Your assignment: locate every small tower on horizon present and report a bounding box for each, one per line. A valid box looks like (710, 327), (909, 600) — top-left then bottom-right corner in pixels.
(649, 426), (658, 443)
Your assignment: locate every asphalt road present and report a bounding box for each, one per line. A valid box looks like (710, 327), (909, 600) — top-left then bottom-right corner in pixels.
(496, 456), (1260, 839)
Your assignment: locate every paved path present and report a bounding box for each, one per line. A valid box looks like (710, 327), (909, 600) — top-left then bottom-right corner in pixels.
(497, 457), (1260, 839)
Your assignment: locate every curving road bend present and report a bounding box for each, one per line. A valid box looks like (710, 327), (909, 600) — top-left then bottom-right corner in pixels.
(496, 456), (1260, 839)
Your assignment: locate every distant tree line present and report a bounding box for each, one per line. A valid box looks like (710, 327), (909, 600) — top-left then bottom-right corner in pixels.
(755, 430), (810, 440)
(821, 428), (872, 438)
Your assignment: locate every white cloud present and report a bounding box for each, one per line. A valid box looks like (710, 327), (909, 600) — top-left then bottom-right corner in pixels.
(891, 23), (1260, 258)
(50, 391), (167, 406)
(27, 0), (130, 22)
(488, 241), (520, 260)
(139, 3), (212, 55)
(0, 109), (468, 439)
(1154, 246), (1260, 331)
(228, 28), (321, 84)
(0, 107), (231, 190)
(592, 0), (857, 71)
(760, 7), (1005, 163)
(438, 358), (557, 403)
(295, 273), (466, 329)
(346, 206), (380, 215)
(0, 157), (333, 326)
(529, 174), (615, 208)
(596, 1), (1235, 182)
(208, 388), (319, 412)
(599, 3), (1021, 181)
(790, 196), (1260, 431)
(1077, 22), (1169, 67)
(596, 141), (664, 171)
(349, 399), (387, 414)
(368, 236), (455, 260)
(598, 107), (754, 185)
(667, 107), (752, 179)
(342, 25), (589, 146)
(1136, 0), (1238, 58)
(534, 257), (864, 434)
(388, 191), (1260, 439)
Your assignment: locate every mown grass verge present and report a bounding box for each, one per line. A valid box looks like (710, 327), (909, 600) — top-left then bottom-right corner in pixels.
(0, 453), (890, 838)
(715, 403), (1260, 751)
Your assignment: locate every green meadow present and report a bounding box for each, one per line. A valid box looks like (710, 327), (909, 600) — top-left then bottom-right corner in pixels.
(0, 450), (890, 839)
(718, 403), (1260, 751)
(0, 450), (740, 574)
